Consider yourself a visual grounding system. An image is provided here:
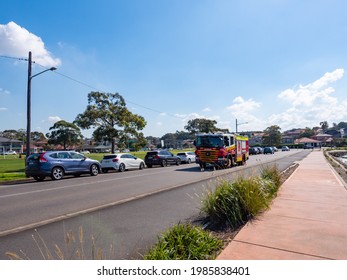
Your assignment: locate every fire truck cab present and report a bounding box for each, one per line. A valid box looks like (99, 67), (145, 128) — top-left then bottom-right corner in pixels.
(194, 133), (249, 171)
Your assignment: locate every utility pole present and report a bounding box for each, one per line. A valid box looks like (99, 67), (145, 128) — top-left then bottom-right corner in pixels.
(26, 51), (32, 160)
(236, 118), (248, 134)
(25, 51), (57, 160)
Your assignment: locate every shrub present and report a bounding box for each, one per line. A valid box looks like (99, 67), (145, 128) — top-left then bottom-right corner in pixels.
(144, 223), (222, 260)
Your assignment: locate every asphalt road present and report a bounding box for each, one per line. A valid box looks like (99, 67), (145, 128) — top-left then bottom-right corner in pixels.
(0, 149), (310, 259)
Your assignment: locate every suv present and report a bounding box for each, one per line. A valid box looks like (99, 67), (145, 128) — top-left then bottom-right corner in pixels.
(25, 151), (101, 181)
(144, 150), (181, 167)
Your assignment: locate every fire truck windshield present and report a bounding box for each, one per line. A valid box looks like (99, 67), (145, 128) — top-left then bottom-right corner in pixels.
(196, 135), (223, 148)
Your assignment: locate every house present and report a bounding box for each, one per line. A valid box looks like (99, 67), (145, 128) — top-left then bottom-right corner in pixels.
(294, 137), (321, 148)
(0, 137), (22, 153)
(313, 133), (333, 145)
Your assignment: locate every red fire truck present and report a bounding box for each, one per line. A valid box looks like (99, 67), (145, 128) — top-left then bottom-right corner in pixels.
(194, 133), (249, 171)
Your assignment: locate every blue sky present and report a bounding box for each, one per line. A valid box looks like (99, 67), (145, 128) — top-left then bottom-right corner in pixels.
(1, 0), (347, 137)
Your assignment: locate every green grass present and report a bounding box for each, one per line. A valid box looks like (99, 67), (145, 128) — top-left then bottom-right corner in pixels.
(0, 156), (26, 181)
(144, 223), (222, 260)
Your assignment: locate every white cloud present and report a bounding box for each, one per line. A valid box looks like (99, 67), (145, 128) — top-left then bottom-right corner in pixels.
(273, 69), (347, 130)
(225, 96), (263, 131)
(0, 21), (61, 67)
(0, 107), (8, 111)
(48, 116), (62, 123)
(226, 96), (261, 113)
(202, 107), (211, 112)
(0, 88), (10, 95)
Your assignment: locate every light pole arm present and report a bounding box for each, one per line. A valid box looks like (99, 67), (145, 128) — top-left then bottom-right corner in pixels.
(26, 51), (57, 160)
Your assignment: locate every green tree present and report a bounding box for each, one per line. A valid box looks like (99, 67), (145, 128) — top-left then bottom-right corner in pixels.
(262, 125), (282, 146)
(320, 121), (329, 133)
(161, 133), (177, 148)
(74, 92), (147, 153)
(299, 127), (315, 138)
(184, 118), (220, 134)
(46, 120), (84, 150)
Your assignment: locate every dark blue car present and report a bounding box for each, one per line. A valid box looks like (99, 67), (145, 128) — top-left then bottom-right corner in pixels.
(25, 151), (101, 181)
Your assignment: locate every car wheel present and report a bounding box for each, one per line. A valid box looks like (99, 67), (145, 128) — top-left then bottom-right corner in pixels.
(90, 164), (99, 176)
(51, 167), (64, 180)
(139, 162), (145, 170)
(161, 159), (167, 167)
(188, 158), (191, 164)
(119, 163), (126, 172)
(34, 175), (45, 181)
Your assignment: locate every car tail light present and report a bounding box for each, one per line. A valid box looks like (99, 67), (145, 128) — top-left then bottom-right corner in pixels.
(39, 153), (48, 163)
(112, 158), (119, 162)
(155, 155), (160, 159)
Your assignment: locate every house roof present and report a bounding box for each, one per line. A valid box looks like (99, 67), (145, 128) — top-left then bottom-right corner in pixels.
(315, 133), (333, 137)
(294, 137), (321, 144)
(0, 136), (22, 143)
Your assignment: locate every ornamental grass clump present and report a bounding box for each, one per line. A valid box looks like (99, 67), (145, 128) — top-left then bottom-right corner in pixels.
(144, 223), (222, 260)
(201, 165), (282, 229)
(261, 165), (282, 198)
(232, 176), (269, 219)
(201, 180), (247, 229)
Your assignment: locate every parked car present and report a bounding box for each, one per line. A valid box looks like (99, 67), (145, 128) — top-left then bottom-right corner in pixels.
(145, 150), (181, 167)
(263, 147), (274, 154)
(282, 146), (290, 151)
(256, 147), (263, 154)
(100, 153), (145, 172)
(25, 151), (101, 181)
(176, 152), (196, 164)
(249, 147), (259, 155)
(272, 147), (278, 152)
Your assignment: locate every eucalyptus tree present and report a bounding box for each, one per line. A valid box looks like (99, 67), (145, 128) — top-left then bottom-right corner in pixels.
(262, 125), (282, 146)
(46, 120), (84, 150)
(74, 92), (147, 153)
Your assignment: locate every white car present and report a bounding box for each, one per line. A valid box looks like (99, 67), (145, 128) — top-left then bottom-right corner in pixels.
(176, 152), (196, 164)
(101, 153), (145, 172)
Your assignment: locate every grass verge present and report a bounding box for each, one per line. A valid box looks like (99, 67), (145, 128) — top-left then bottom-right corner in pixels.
(144, 165), (283, 260)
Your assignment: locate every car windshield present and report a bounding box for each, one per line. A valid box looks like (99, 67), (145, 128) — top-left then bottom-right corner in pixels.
(195, 135), (223, 148)
(103, 155), (117, 160)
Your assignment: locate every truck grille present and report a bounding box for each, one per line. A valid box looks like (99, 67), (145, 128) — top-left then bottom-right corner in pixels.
(197, 150), (218, 162)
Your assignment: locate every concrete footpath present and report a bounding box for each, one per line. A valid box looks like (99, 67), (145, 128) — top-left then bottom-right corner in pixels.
(217, 150), (347, 260)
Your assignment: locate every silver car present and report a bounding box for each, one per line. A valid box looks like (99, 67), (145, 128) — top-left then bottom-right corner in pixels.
(176, 152), (196, 164)
(101, 153), (145, 172)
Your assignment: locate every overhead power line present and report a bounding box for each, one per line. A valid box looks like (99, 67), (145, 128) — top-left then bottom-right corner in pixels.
(1, 54), (185, 120)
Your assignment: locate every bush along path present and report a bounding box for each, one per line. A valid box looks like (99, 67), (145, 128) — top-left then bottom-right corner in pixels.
(144, 165), (284, 260)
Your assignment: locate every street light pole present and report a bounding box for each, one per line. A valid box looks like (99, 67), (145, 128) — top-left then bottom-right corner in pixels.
(26, 51), (32, 160)
(26, 51), (57, 159)
(235, 118), (248, 133)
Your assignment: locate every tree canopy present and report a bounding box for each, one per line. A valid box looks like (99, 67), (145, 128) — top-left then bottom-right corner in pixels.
(74, 92), (147, 153)
(262, 125), (282, 146)
(46, 120), (83, 150)
(184, 118), (223, 134)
